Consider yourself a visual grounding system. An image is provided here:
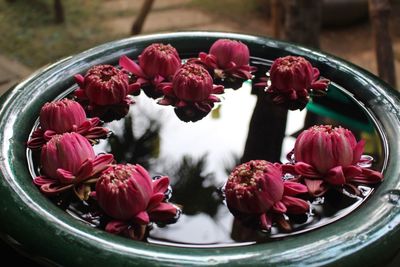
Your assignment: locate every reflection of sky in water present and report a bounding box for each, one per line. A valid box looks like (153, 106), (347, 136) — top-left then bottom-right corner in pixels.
(149, 210), (234, 245)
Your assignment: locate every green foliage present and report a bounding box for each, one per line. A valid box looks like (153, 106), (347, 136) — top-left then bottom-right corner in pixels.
(0, 0), (122, 68)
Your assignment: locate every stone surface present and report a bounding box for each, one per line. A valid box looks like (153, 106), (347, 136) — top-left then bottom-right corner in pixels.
(0, 55), (31, 96)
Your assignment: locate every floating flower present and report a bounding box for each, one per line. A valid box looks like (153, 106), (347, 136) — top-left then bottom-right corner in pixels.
(33, 133), (113, 198)
(94, 164), (179, 240)
(119, 43), (181, 98)
(256, 56), (329, 110)
(190, 39), (256, 84)
(158, 63), (224, 122)
(283, 125), (383, 196)
(27, 99), (109, 149)
(74, 64), (139, 122)
(225, 160), (309, 231)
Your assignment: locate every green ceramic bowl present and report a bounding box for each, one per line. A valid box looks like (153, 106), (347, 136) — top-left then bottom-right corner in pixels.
(1, 32), (400, 266)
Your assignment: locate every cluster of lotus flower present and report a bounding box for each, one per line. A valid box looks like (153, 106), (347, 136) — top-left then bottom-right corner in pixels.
(27, 100), (179, 240)
(224, 125), (383, 231)
(26, 38), (384, 239)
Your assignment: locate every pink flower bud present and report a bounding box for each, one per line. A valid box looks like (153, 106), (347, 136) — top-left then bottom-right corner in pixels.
(96, 164), (153, 221)
(209, 39), (250, 70)
(190, 39), (256, 80)
(95, 164), (178, 225)
(40, 99), (86, 133)
(158, 63), (224, 122)
(76, 65), (131, 106)
(225, 160), (284, 214)
(27, 99), (109, 149)
(157, 64), (224, 122)
(172, 63), (215, 102)
(34, 133), (113, 195)
(284, 125), (383, 197)
(139, 43), (181, 79)
(294, 125), (364, 174)
(41, 133), (96, 179)
(225, 160), (309, 231)
(267, 56), (329, 110)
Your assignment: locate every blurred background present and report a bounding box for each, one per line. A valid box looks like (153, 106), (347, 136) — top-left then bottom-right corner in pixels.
(0, 0), (399, 94)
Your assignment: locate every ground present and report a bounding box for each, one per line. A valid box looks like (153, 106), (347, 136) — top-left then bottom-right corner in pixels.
(0, 0), (399, 94)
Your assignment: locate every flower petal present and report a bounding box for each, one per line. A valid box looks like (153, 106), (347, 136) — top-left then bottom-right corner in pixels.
(128, 83), (141, 95)
(119, 55), (146, 78)
(147, 193), (164, 211)
(56, 168), (76, 184)
(325, 166), (346, 185)
(350, 168), (383, 184)
(75, 160), (94, 182)
(352, 140), (365, 164)
(343, 165), (362, 179)
(91, 154), (114, 176)
(281, 195), (309, 214)
(304, 178), (328, 197)
(41, 184), (73, 194)
(271, 201), (287, 214)
(33, 176), (55, 186)
(74, 88), (88, 100)
(43, 130), (57, 141)
(133, 211), (150, 225)
(283, 181), (308, 196)
(74, 74), (85, 87)
(212, 85), (225, 94)
(148, 202), (178, 222)
(105, 220), (129, 234)
(152, 176), (169, 195)
(294, 162), (320, 178)
(27, 136), (45, 150)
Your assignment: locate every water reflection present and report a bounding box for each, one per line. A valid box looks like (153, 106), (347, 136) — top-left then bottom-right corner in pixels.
(242, 87), (288, 163)
(106, 114), (161, 170)
(166, 155), (220, 217)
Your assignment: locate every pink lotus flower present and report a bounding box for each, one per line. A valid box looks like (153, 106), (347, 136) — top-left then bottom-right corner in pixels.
(225, 160), (309, 231)
(34, 133), (113, 198)
(27, 99), (109, 149)
(75, 65), (137, 105)
(94, 164), (179, 239)
(191, 39), (256, 81)
(283, 125), (383, 196)
(158, 63), (224, 122)
(257, 56), (329, 110)
(119, 43), (181, 98)
(74, 65), (139, 121)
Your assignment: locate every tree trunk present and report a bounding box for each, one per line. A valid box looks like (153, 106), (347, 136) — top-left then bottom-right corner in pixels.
(284, 0), (322, 129)
(54, 0), (65, 24)
(271, 0), (284, 39)
(241, 90), (288, 163)
(368, 0), (397, 88)
(283, 0), (322, 48)
(131, 0), (155, 35)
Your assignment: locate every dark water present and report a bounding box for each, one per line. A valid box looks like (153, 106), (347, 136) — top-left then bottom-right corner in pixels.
(27, 58), (385, 247)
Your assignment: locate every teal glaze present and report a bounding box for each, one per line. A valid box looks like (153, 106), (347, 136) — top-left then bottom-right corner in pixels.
(1, 32), (400, 266)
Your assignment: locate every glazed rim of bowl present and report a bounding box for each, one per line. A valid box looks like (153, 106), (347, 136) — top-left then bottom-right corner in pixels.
(0, 32), (400, 266)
